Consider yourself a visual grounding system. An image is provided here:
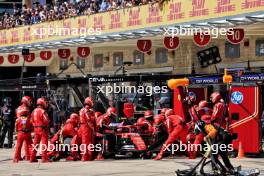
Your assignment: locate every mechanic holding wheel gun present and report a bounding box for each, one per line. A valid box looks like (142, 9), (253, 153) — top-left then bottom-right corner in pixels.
(194, 114), (235, 174)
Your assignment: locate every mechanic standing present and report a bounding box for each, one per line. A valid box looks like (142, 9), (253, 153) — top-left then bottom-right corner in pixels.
(79, 97), (95, 161)
(30, 97), (50, 163)
(210, 92), (228, 129)
(0, 97), (15, 148)
(13, 106), (33, 163)
(16, 96), (33, 160)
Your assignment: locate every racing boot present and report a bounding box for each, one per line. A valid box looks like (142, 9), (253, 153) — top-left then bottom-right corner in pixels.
(69, 151), (80, 161)
(66, 156), (76, 161)
(42, 160), (50, 163)
(13, 158), (19, 163)
(95, 153), (104, 161)
(188, 151), (196, 159)
(30, 159), (38, 163)
(153, 153), (163, 160)
(41, 153), (50, 163)
(81, 154), (92, 161)
(30, 154), (38, 163)
(153, 144), (167, 160)
(168, 154), (174, 159)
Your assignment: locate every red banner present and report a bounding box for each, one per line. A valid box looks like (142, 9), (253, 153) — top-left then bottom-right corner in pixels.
(23, 53), (35, 63)
(77, 47), (90, 58)
(137, 40), (152, 53)
(40, 51), (52, 60)
(58, 49), (71, 59)
(8, 55), (19, 64)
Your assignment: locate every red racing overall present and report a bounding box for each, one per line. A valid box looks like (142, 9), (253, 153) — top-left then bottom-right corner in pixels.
(154, 114), (188, 160)
(13, 114), (33, 162)
(30, 107), (49, 162)
(48, 116), (78, 161)
(79, 106), (95, 161)
(15, 105), (32, 160)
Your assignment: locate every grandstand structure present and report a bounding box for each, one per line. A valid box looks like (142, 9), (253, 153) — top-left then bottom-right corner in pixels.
(0, 0), (263, 78)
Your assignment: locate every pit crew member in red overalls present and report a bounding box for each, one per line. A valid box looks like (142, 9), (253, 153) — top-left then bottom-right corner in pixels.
(13, 106), (33, 163)
(79, 97), (95, 161)
(153, 109), (188, 160)
(210, 92), (227, 128)
(30, 97), (50, 163)
(48, 113), (79, 161)
(136, 110), (154, 134)
(95, 107), (117, 160)
(15, 96), (33, 161)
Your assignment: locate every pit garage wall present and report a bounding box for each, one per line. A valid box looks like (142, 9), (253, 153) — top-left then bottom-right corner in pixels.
(46, 36), (264, 76)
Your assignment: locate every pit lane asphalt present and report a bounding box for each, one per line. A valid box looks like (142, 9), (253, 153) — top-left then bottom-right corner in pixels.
(0, 148), (264, 176)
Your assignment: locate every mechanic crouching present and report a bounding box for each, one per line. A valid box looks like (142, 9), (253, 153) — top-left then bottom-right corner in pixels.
(95, 107), (117, 160)
(135, 110), (154, 134)
(48, 113), (79, 161)
(154, 109), (188, 160)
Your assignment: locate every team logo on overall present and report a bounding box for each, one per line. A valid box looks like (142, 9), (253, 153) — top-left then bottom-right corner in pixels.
(231, 91), (243, 104)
